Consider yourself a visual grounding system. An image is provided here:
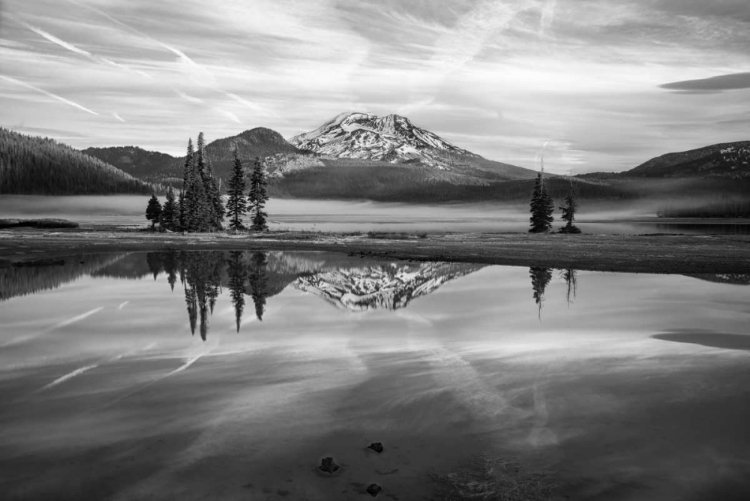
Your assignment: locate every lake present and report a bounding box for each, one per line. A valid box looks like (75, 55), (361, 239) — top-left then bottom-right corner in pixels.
(1, 251), (750, 500)
(1, 195), (749, 234)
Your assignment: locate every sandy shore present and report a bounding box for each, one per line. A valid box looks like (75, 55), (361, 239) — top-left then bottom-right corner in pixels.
(1, 227), (749, 274)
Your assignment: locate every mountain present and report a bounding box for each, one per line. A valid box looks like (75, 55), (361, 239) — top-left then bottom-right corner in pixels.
(0, 128), (158, 195)
(290, 112), (536, 181)
(293, 261), (485, 311)
(627, 141), (750, 179)
(83, 128), (312, 186)
(579, 141), (750, 180)
(82, 146), (178, 184)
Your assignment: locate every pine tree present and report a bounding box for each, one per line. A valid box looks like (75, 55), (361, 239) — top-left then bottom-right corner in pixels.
(195, 132), (218, 232)
(182, 139), (196, 231)
(248, 156), (269, 232)
(160, 186), (178, 231)
(177, 190), (186, 231)
(146, 194), (162, 230)
(529, 161), (554, 233)
(205, 158), (225, 231)
(559, 181), (581, 234)
(226, 149), (248, 231)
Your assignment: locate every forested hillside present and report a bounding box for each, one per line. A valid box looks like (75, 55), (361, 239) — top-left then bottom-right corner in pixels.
(0, 128), (158, 195)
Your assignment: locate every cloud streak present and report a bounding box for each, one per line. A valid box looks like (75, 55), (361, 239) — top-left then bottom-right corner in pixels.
(0, 75), (98, 115)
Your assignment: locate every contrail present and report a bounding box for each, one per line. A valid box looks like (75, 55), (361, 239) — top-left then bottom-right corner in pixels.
(117, 300), (129, 309)
(0, 75), (99, 115)
(37, 364), (99, 392)
(17, 20), (93, 58)
(72, 1), (213, 82)
(0, 306), (105, 347)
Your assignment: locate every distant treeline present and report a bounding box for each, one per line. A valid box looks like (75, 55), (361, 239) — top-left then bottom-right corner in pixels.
(0, 128), (159, 195)
(270, 165), (632, 203)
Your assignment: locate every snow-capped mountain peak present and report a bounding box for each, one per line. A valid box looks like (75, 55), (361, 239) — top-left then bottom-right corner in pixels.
(289, 112), (478, 167)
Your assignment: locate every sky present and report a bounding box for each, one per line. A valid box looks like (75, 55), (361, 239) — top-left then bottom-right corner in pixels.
(0, 0), (749, 173)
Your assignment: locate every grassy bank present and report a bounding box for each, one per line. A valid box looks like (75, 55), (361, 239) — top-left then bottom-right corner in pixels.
(1, 227), (749, 274)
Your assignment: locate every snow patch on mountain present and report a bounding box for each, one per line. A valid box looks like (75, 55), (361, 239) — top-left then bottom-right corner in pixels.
(289, 112), (480, 168)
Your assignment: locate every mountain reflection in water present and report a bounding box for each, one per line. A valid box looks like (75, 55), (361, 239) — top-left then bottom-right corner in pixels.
(3, 251), (750, 501)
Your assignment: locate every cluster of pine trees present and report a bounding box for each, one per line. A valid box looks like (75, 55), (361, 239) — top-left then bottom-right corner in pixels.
(528, 164), (580, 233)
(0, 128), (157, 195)
(145, 133), (269, 232)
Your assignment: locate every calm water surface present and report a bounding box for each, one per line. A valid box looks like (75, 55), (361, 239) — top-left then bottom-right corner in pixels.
(1, 251), (750, 500)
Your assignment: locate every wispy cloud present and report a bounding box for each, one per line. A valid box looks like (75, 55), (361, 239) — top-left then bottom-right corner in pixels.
(0, 75), (98, 115)
(216, 108), (241, 123)
(176, 90), (203, 104)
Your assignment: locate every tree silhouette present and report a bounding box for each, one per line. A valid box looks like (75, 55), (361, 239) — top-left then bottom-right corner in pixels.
(226, 149), (248, 232)
(145, 194), (162, 230)
(248, 251), (269, 320)
(248, 157), (269, 232)
(529, 160), (554, 233)
(160, 186), (179, 231)
(559, 180), (581, 234)
(529, 267), (553, 318)
(227, 251), (248, 332)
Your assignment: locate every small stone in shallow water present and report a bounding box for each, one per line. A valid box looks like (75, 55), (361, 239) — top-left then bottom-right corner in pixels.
(366, 483), (382, 497)
(368, 442), (384, 453)
(318, 457), (340, 474)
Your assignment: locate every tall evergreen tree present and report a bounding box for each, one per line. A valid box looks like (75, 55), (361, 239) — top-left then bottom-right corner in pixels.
(177, 190), (186, 231)
(559, 181), (581, 234)
(226, 149), (248, 231)
(160, 186), (178, 231)
(529, 160), (554, 233)
(195, 132), (217, 232)
(145, 194), (162, 230)
(248, 156), (269, 232)
(205, 158), (225, 231)
(182, 139), (197, 231)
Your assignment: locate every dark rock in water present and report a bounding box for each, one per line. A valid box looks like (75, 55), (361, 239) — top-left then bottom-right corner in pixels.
(319, 457), (340, 474)
(366, 483), (382, 497)
(368, 442), (384, 453)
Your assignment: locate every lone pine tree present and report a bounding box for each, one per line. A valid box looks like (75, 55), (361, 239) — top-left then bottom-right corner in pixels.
(160, 186), (179, 231)
(559, 182), (581, 234)
(225, 149), (248, 232)
(145, 193), (162, 230)
(248, 156), (269, 232)
(529, 162), (554, 233)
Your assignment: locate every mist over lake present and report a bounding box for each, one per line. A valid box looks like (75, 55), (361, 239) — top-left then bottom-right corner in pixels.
(2, 195), (748, 235)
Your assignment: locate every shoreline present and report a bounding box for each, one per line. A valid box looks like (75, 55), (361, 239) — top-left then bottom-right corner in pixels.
(2, 227), (749, 274)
